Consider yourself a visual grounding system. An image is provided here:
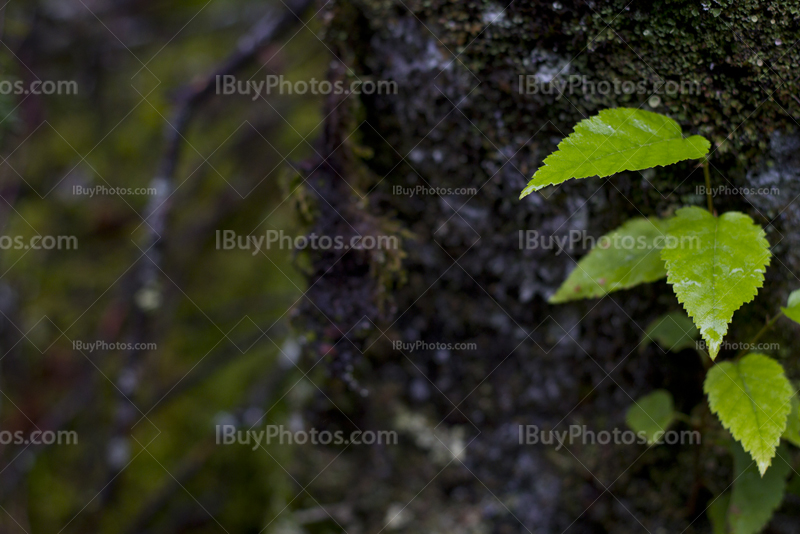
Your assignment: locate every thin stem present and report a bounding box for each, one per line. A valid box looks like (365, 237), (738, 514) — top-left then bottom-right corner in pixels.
(735, 311), (783, 359)
(695, 347), (712, 370)
(703, 160), (713, 214)
(674, 412), (693, 424)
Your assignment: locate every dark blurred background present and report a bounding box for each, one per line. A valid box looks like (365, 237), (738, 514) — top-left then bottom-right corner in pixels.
(0, 1), (333, 531)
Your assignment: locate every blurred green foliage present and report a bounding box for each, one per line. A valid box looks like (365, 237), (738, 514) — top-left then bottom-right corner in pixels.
(0, 0), (337, 531)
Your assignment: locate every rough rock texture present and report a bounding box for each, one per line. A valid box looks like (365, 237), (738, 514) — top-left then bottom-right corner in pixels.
(291, 1), (800, 532)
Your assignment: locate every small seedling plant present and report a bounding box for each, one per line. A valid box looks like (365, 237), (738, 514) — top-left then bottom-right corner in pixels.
(521, 108), (800, 534)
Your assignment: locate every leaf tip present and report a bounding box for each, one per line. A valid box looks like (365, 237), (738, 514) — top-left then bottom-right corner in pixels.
(757, 458), (771, 477)
(519, 183), (536, 199)
(687, 134), (712, 156)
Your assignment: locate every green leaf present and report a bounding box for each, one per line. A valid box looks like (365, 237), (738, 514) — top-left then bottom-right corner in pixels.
(708, 492), (731, 534)
(728, 441), (791, 534)
(625, 389), (676, 444)
(704, 353), (792, 475)
(782, 396), (800, 448)
(780, 289), (800, 325)
(661, 207), (771, 359)
(640, 311), (699, 353)
(549, 217), (669, 303)
(520, 108), (710, 198)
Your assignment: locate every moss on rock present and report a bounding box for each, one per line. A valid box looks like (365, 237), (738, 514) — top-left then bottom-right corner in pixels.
(292, 1), (800, 532)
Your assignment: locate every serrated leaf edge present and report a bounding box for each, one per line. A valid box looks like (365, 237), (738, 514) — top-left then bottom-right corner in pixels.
(662, 210), (771, 360)
(520, 108), (710, 198)
(705, 355), (792, 476)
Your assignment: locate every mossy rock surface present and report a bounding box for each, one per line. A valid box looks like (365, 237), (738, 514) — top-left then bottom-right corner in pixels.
(294, 1), (800, 532)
